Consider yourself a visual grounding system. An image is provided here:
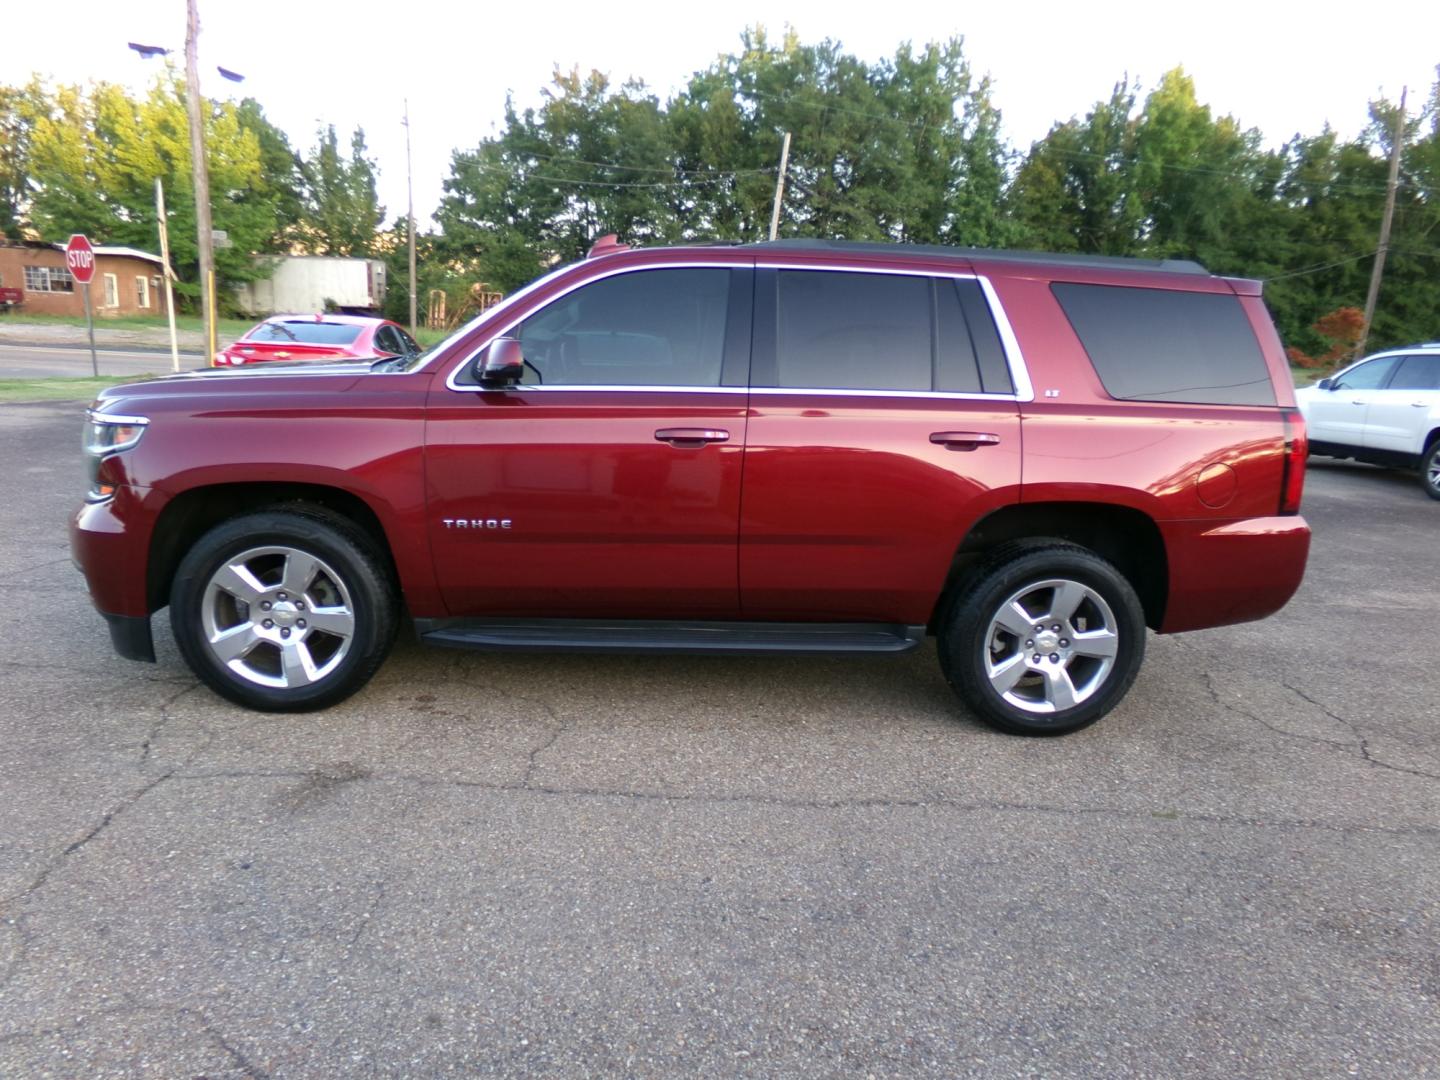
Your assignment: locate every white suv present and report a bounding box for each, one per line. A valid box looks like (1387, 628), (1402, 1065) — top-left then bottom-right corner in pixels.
(1295, 343), (1440, 499)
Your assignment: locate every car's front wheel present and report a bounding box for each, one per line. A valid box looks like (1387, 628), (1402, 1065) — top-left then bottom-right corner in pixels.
(1421, 440), (1440, 501)
(169, 508), (397, 711)
(938, 542), (1146, 736)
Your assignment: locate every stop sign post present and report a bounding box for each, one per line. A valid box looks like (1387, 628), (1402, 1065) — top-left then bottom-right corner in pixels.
(65, 234), (98, 377)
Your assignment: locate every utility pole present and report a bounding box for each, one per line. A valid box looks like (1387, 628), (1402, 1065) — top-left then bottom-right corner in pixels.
(155, 179), (181, 372)
(768, 131), (791, 242)
(184, 0), (216, 365)
(404, 99), (417, 335)
(1356, 85), (1407, 361)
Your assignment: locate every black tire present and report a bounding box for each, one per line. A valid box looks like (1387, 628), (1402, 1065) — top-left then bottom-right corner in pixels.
(1421, 440), (1440, 501)
(169, 507), (398, 711)
(937, 542), (1146, 736)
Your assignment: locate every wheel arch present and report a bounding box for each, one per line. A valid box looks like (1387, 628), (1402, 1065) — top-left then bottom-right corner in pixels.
(935, 502), (1168, 631)
(147, 482), (399, 614)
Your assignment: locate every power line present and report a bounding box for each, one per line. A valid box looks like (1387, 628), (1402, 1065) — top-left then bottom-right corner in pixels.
(461, 158), (762, 190)
(736, 86), (1414, 196)
(1264, 251), (1378, 282)
(519, 150), (773, 177)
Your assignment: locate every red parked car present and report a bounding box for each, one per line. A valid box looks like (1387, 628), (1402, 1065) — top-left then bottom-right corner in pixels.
(215, 314), (419, 366)
(72, 238), (1310, 734)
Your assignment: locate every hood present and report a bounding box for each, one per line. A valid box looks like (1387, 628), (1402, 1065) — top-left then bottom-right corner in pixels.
(168, 358), (378, 379)
(89, 358), (375, 414)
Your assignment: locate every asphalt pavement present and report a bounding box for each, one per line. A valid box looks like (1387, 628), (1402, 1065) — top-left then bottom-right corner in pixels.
(0, 401), (1436, 1078)
(0, 342), (203, 379)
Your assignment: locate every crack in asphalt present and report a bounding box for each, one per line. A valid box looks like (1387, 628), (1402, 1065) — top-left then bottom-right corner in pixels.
(1199, 670), (1439, 783)
(0, 556), (73, 582)
(161, 766), (1440, 839)
(348, 881), (388, 949)
(1282, 682), (1440, 782)
(0, 681), (209, 995)
(193, 1011), (272, 1080)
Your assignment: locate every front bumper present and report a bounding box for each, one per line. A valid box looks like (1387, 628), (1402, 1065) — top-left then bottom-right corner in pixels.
(72, 485), (157, 661)
(1159, 515), (1311, 633)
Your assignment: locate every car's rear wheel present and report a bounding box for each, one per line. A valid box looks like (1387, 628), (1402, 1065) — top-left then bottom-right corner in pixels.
(169, 508), (397, 711)
(938, 542), (1146, 736)
(1421, 440), (1440, 501)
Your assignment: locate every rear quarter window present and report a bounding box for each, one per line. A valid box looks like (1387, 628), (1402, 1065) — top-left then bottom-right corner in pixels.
(1052, 283), (1276, 406)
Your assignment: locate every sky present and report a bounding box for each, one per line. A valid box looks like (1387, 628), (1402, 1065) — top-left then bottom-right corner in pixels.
(5, 0), (1438, 230)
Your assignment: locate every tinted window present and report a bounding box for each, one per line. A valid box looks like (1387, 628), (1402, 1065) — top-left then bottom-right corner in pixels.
(373, 326), (401, 354)
(952, 280), (1012, 394)
(776, 271), (931, 390)
(250, 321), (362, 345)
(1387, 354), (1440, 391)
(1052, 283), (1276, 406)
(397, 329), (419, 354)
(516, 268), (729, 386)
(935, 280), (982, 393)
(1333, 356), (1398, 391)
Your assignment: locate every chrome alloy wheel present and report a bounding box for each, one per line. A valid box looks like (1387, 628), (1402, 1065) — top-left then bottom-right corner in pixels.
(1427, 451), (1440, 496)
(983, 578), (1120, 714)
(200, 545), (356, 689)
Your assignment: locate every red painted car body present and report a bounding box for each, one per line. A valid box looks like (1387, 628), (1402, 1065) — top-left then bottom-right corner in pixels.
(72, 240), (1310, 724)
(215, 314), (418, 366)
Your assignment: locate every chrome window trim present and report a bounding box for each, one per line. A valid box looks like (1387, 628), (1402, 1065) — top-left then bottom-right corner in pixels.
(495, 385), (750, 395)
(440, 257), (1035, 401)
(747, 387), (1013, 402)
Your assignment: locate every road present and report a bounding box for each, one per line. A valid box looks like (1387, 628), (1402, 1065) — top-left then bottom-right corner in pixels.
(0, 342), (203, 379)
(0, 401), (1436, 1078)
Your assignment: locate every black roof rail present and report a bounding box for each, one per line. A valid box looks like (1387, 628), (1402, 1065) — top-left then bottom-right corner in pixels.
(745, 238), (1210, 276)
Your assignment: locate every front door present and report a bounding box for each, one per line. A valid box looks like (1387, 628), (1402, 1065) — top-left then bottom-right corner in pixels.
(740, 267), (1022, 625)
(1307, 355), (1399, 447)
(426, 265), (752, 618)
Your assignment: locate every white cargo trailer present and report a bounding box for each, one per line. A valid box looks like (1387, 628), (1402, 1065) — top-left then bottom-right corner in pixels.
(234, 256), (387, 316)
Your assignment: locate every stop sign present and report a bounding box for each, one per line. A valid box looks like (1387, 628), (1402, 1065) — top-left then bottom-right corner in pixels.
(65, 234), (96, 286)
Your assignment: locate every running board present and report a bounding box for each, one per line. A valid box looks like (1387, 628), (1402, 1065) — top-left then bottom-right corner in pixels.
(414, 618), (927, 656)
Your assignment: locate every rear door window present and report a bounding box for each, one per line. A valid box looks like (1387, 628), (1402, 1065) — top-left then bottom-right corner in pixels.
(374, 326), (402, 354)
(763, 270), (1012, 394)
(1052, 283), (1276, 406)
(1386, 354), (1440, 391)
(776, 270), (932, 391)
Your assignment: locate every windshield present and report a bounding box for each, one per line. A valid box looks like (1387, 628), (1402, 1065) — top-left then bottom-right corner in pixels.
(249, 321), (363, 345)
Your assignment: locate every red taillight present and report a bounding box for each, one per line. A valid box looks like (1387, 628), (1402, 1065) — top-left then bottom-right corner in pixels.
(1279, 409), (1307, 515)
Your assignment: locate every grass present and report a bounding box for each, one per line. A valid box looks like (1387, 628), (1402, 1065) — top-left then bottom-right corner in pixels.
(0, 376), (148, 403)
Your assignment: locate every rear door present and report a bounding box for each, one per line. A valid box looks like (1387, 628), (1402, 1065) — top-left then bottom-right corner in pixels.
(425, 264), (753, 618)
(1362, 353), (1440, 455)
(739, 266), (1023, 625)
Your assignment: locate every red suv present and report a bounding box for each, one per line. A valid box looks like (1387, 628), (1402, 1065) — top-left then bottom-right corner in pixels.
(72, 240), (1310, 735)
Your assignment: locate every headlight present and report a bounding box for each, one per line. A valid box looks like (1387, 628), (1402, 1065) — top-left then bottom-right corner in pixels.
(83, 410), (149, 501)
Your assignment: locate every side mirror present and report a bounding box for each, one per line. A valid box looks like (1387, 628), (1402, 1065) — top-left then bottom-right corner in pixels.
(475, 337), (524, 385)
(1316, 377), (1334, 391)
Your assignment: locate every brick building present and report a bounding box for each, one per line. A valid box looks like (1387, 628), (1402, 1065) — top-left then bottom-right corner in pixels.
(0, 240), (166, 318)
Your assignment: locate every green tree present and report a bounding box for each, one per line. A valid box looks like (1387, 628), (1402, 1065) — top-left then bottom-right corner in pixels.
(25, 72), (283, 306)
(296, 125), (384, 255)
(0, 78), (48, 239)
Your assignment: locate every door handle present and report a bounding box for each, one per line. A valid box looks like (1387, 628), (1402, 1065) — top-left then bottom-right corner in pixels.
(1412, 402), (1428, 408)
(654, 428), (730, 447)
(1351, 400), (1366, 405)
(930, 431), (1001, 451)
